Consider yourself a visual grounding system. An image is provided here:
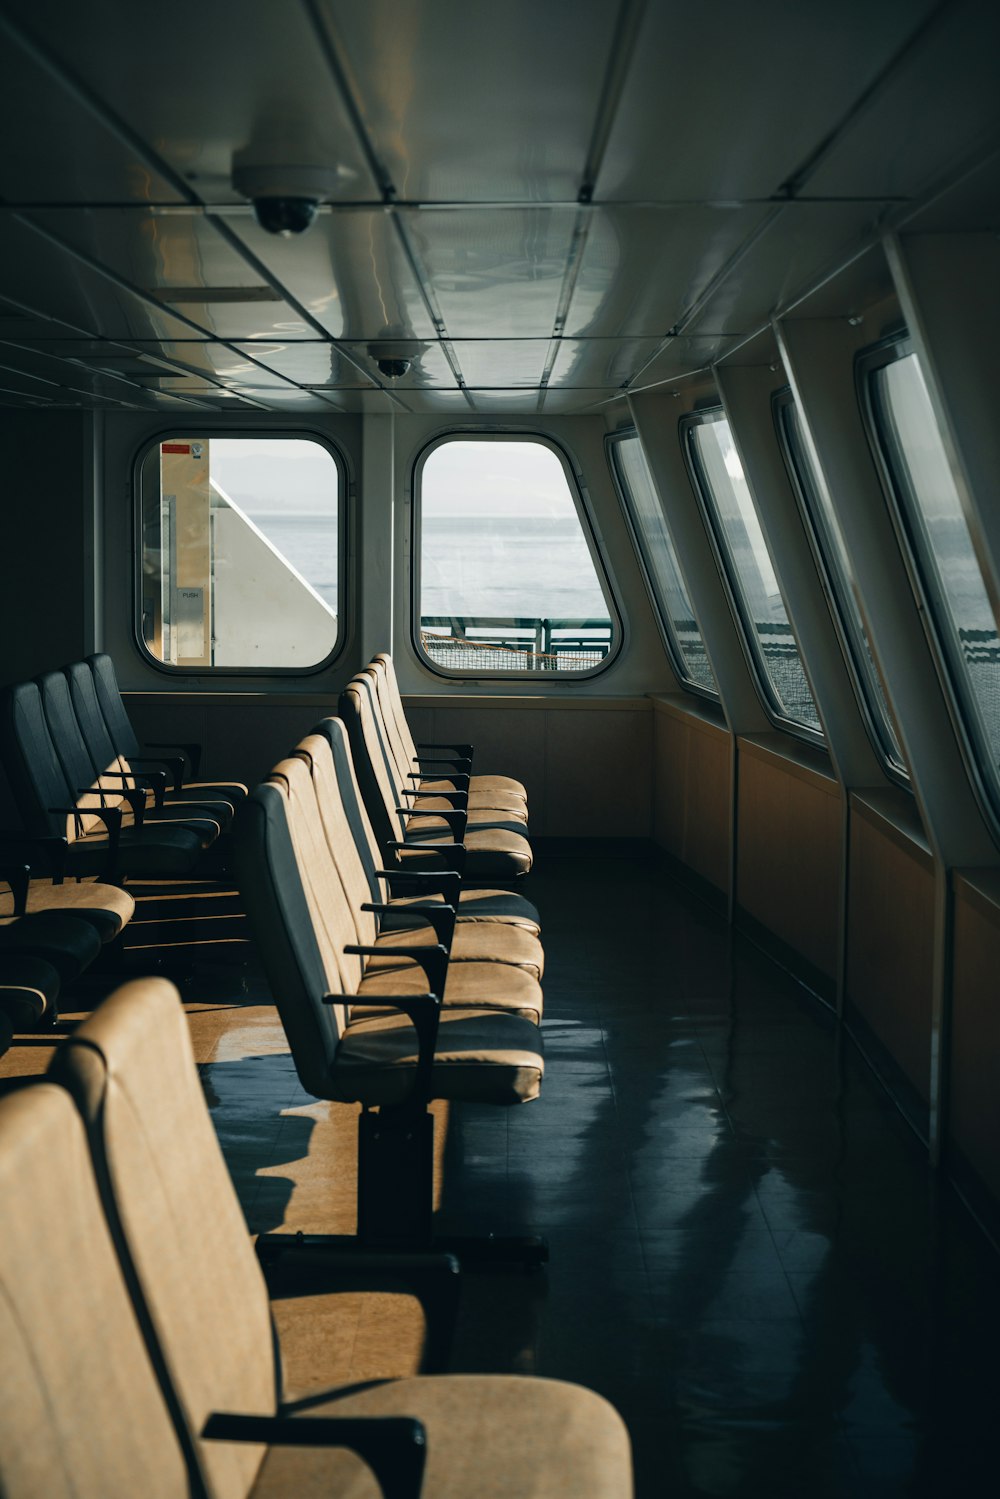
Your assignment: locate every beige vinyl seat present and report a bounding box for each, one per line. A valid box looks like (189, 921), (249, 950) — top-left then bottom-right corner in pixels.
(0, 953), (61, 1033)
(313, 715), (541, 935)
(0, 870), (135, 946)
(298, 723), (544, 982)
(373, 652), (528, 808)
(234, 763), (546, 1258)
(0, 976), (632, 1499)
(339, 674), (532, 883)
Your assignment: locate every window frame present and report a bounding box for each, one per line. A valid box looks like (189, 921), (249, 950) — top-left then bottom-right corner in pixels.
(132, 426), (349, 678)
(606, 427), (719, 701)
(410, 430), (624, 683)
(859, 334), (1000, 834)
(773, 388), (908, 781)
(681, 406), (825, 745)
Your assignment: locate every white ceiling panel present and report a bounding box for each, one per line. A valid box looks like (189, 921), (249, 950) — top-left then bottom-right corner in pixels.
(22, 209), (318, 341)
(1, 0), (379, 206)
(338, 342), (455, 389)
(230, 342), (378, 388)
(597, 0), (938, 202)
(0, 25), (182, 205)
(548, 338), (662, 389)
(566, 206), (771, 337)
(403, 207), (578, 337)
(319, 0), (616, 201)
(451, 342), (552, 388)
(224, 210), (435, 341)
(629, 336), (747, 389)
(808, 5), (1000, 201)
(681, 202), (885, 336)
(0, 214), (217, 343)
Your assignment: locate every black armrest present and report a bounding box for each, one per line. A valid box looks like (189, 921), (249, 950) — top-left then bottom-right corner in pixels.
(412, 756), (473, 773)
(407, 770), (470, 788)
(400, 787), (468, 809)
(0, 864), (30, 916)
(374, 870), (463, 908)
(395, 808), (468, 839)
(0, 832), (68, 884)
(75, 784), (145, 826)
(100, 768), (167, 809)
(147, 739), (202, 779)
(127, 754), (186, 792)
(362, 902), (457, 950)
(346, 942), (449, 998)
(387, 842), (467, 878)
(324, 991), (442, 1107)
(50, 804), (122, 882)
(203, 1412), (426, 1499)
(417, 741), (474, 760)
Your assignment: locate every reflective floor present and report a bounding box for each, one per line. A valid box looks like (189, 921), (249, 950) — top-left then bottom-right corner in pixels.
(3, 853), (999, 1496)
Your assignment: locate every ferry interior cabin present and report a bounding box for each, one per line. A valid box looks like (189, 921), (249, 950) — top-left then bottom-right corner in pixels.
(3, 1), (1000, 1495)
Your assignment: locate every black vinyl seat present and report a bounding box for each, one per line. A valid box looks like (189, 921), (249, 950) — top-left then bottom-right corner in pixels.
(64, 660), (239, 830)
(0, 681), (216, 884)
(87, 652), (248, 807)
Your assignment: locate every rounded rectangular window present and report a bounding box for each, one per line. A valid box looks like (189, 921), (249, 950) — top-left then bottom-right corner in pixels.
(414, 436), (620, 677)
(685, 410), (822, 736)
(137, 435), (342, 671)
(866, 344), (1000, 817)
(776, 395), (905, 773)
(608, 430), (718, 696)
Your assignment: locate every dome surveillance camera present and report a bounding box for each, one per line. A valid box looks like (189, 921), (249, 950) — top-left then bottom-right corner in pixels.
(376, 357), (411, 379)
(231, 163), (342, 236)
(251, 197), (319, 236)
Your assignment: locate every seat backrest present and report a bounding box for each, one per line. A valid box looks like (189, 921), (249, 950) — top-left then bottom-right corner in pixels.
(296, 730), (381, 946)
(309, 717), (388, 908)
(37, 669), (124, 833)
(65, 659), (133, 785)
(372, 652), (419, 772)
(365, 659), (411, 790)
(50, 978), (276, 1499)
(0, 680), (77, 839)
(338, 674), (406, 858)
(0, 1083), (190, 1498)
(234, 779), (353, 1100)
(88, 651), (142, 762)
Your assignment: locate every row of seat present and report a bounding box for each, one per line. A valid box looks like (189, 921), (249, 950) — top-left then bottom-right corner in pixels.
(0, 975), (632, 1497)
(235, 716), (546, 1256)
(0, 653), (247, 886)
(340, 655), (534, 884)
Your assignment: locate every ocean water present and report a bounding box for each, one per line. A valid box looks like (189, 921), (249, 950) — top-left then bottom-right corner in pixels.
(251, 512), (610, 622)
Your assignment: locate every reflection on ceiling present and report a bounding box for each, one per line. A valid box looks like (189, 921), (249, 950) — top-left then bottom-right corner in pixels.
(0, 0), (996, 413)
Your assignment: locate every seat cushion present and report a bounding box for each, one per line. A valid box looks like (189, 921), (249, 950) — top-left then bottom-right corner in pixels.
(0, 954), (60, 1028)
(250, 1375), (632, 1499)
(387, 889), (541, 936)
(333, 1008), (543, 1107)
(0, 910), (102, 982)
(368, 920), (543, 981)
(0, 877), (134, 942)
(357, 957), (542, 1024)
(399, 828), (533, 880)
(415, 790), (528, 822)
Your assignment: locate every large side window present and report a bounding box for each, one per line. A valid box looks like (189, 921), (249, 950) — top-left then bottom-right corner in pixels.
(684, 410), (823, 737)
(136, 435), (342, 671)
(865, 342), (1000, 816)
(608, 430), (718, 696)
(776, 394), (906, 774)
(414, 436), (619, 677)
